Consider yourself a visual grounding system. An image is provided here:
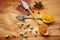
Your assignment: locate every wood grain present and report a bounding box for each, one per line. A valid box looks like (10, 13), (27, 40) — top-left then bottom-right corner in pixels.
(0, 0), (60, 40)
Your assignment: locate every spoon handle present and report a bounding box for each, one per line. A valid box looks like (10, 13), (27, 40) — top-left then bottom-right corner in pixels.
(25, 16), (42, 20)
(28, 9), (40, 24)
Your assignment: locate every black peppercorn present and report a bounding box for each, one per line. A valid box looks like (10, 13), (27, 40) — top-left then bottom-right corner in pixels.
(21, 24), (24, 26)
(38, 12), (40, 14)
(35, 35), (37, 37)
(35, 31), (38, 34)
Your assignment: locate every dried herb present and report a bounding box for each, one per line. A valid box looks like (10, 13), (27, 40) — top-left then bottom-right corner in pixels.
(34, 1), (43, 9)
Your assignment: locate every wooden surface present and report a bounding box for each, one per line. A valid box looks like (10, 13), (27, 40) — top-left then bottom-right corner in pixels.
(0, 0), (60, 40)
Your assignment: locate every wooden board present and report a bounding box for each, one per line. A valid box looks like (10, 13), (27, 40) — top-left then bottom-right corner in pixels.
(0, 0), (60, 40)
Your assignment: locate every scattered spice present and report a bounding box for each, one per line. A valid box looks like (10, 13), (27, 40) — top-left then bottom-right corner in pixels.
(34, 1), (43, 9)
(38, 12), (40, 14)
(23, 23), (30, 29)
(35, 31), (38, 34)
(35, 35), (37, 37)
(30, 27), (33, 30)
(5, 34), (10, 39)
(24, 27), (26, 29)
(19, 32), (24, 36)
(12, 33), (16, 38)
(24, 35), (28, 38)
(21, 24), (24, 26)
(23, 30), (28, 35)
(29, 29), (32, 33)
(27, 14), (30, 16)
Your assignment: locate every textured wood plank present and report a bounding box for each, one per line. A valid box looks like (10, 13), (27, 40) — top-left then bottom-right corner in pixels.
(0, 0), (60, 40)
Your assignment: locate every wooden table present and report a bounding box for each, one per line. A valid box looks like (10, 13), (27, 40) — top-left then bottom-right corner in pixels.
(0, 0), (60, 40)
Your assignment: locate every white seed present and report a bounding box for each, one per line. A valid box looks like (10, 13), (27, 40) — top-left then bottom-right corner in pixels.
(28, 29), (32, 32)
(5, 34), (10, 39)
(32, 28), (38, 34)
(19, 32), (24, 36)
(23, 30), (28, 34)
(28, 29), (32, 33)
(29, 26), (33, 30)
(24, 35), (28, 38)
(12, 33), (16, 37)
(23, 23), (30, 28)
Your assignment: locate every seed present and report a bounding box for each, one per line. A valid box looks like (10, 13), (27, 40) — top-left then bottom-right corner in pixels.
(27, 14), (30, 16)
(12, 33), (16, 37)
(5, 34), (10, 39)
(35, 31), (38, 34)
(38, 12), (40, 14)
(23, 30), (27, 35)
(26, 24), (30, 27)
(30, 27), (33, 30)
(29, 29), (32, 33)
(30, 26), (33, 30)
(21, 24), (24, 26)
(23, 20), (25, 22)
(23, 23), (30, 28)
(24, 35), (28, 38)
(19, 32), (24, 36)
(32, 10), (34, 13)
(24, 27), (26, 29)
(35, 35), (37, 37)
(29, 31), (32, 33)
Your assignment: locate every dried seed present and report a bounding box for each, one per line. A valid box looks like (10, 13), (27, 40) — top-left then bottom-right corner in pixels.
(12, 33), (16, 37)
(21, 24), (24, 26)
(18, 25), (22, 28)
(24, 35), (28, 38)
(26, 24), (30, 27)
(30, 26), (33, 30)
(38, 12), (40, 14)
(23, 23), (30, 28)
(35, 31), (38, 34)
(30, 27), (33, 30)
(5, 34), (10, 39)
(19, 32), (24, 36)
(35, 35), (37, 37)
(23, 30), (28, 35)
(27, 14), (30, 16)
(29, 29), (32, 33)
(23, 20), (25, 22)
(23, 27), (27, 29)
(29, 31), (32, 33)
